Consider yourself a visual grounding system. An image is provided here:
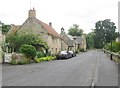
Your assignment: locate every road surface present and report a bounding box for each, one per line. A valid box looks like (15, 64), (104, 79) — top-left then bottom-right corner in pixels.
(2, 50), (118, 86)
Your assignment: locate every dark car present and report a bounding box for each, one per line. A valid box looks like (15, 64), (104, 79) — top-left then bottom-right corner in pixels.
(69, 51), (76, 57)
(56, 51), (72, 59)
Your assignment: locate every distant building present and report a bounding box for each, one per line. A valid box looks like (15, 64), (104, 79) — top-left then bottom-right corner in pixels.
(60, 27), (86, 52)
(60, 27), (74, 51)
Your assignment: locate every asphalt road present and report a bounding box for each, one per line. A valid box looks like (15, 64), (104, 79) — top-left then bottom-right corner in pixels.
(2, 50), (118, 86)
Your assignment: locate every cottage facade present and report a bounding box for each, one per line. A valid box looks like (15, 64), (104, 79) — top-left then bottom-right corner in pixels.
(7, 8), (67, 54)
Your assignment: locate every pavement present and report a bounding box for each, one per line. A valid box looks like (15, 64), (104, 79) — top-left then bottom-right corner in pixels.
(96, 51), (118, 86)
(2, 50), (118, 86)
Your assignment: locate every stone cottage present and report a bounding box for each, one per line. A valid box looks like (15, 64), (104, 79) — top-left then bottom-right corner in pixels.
(60, 27), (86, 52)
(7, 8), (68, 54)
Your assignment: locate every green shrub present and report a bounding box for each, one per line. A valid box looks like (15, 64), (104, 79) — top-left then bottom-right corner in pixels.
(35, 56), (56, 63)
(80, 49), (85, 52)
(104, 42), (120, 53)
(118, 51), (120, 54)
(10, 53), (30, 65)
(10, 58), (30, 65)
(10, 58), (17, 65)
(19, 44), (37, 60)
(75, 49), (80, 53)
(36, 51), (45, 58)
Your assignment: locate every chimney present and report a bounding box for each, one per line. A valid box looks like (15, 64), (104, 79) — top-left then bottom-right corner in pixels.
(49, 22), (52, 27)
(61, 27), (64, 33)
(28, 7), (36, 18)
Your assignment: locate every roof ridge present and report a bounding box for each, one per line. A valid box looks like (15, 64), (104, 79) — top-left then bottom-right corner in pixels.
(35, 18), (61, 38)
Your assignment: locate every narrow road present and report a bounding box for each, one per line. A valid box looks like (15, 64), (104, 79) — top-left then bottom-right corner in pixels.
(2, 50), (118, 86)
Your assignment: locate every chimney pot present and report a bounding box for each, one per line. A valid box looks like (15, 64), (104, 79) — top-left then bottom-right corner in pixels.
(49, 22), (52, 27)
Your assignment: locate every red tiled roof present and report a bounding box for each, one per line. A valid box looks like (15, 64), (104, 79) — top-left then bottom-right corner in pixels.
(36, 18), (61, 38)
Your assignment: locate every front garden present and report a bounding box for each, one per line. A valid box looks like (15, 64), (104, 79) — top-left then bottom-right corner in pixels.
(3, 33), (56, 65)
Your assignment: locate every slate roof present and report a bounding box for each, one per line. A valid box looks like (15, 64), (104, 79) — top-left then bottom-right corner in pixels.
(61, 31), (85, 46)
(60, 33), (74, 47)
(76, 36), (84, 44)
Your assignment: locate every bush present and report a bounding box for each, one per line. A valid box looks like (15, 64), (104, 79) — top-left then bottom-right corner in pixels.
(10, 58), (29, 65)
(36, 51), (45, 58)
(19, 44), (37, 60)
(35, 56), (56, 63)
(10, 53), (30, 65)
(80, 49), (85, 52)
(75, 49), (79, 53)
(104, 42), (120, 53)
(118, 51), (120, 54)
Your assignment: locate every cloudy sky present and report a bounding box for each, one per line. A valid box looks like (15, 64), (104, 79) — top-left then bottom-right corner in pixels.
(0, 0), (119, 34)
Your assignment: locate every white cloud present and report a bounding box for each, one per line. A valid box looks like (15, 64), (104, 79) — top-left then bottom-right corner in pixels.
(0, 0), (119, 33)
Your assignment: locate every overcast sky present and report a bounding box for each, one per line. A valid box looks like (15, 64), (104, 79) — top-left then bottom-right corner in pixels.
(0, 0), (119, 34)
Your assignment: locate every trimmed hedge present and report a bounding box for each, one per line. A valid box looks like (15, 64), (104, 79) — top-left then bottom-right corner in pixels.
(19, 44), (37, 60)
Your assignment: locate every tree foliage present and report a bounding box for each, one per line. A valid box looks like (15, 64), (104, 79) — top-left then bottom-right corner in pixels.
(94, 19), (118, 48)
(104, 42), (120, 52)
(68, 24), (83, 36)
(6, 33), (49, 52)
(2, 23), (11, 35)
(86, 32), (95, 49)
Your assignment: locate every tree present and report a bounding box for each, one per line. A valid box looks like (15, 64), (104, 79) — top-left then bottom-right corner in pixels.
(68, 24), (83, 36)
(2, 23), (11, 35)
(6, 33), (49, 52)
(94, 19), (118, 48)
(1, 23), (11, 52)
(86, 32), (95, 49)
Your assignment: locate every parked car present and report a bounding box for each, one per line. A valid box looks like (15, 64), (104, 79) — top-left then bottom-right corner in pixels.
(69, 51), (76, 57)
(56, 51), (72, 59)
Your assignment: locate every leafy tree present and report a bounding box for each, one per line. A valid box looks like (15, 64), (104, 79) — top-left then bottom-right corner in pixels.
(68, 24), (83, 36)
(6, 33), (49, 52)
(86, 32), (95, 49)
(2, 23), (11, 35)
(94, 19), (118, 48)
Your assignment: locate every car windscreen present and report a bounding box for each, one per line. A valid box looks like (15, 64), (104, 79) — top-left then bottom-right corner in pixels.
(59, 51), (67, 54)
(69, 51), (73, 54)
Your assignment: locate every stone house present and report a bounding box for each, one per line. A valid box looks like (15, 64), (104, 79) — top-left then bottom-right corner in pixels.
(60, 27), (86, 52)
(7, 8), (68, 54)
(60, 27), (74, 51)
